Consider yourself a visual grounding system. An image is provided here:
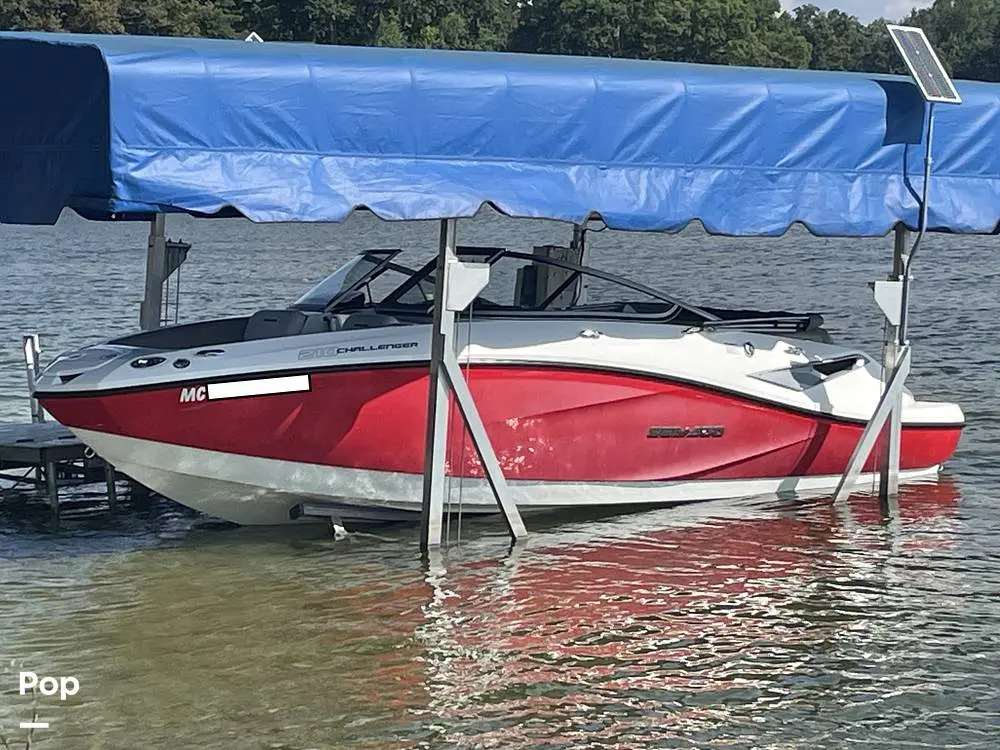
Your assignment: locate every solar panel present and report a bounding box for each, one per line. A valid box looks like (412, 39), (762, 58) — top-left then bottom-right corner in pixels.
(886, 25), (962, 105)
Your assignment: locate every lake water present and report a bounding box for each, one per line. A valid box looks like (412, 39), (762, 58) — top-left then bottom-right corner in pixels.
(0, 211), (998, 748)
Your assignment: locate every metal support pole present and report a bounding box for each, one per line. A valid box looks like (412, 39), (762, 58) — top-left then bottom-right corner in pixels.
(105, 463), (118, 513)
(878, 226), (908, 499)
(898, 103), (935, 347)
(571, 223), (589, 304)
(45, 460), (59, 526)
(140, 214), (167, 331)
(22, 333), (43, 423)
(420, 220), (457, 551)
(833, 344), (912, 503)
(862, 104), (936, 503)
(420, 219), (528, 551)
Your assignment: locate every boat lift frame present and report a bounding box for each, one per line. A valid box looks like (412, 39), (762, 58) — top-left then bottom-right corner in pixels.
(73, 174), (941, 546)
(420, 219), (528, 550)
(834, 28), (962, 504)
(9, 27), (964, 546)
(420, 30), (961, 542)
(139, 215), (190, 331)
(125, 90), (952, 547)
(417, 218), (594, 549)
(33, 105), (954, 549)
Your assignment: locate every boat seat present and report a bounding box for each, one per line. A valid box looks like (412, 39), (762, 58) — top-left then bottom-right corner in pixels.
(337, 310), (400, 331)
(243, 309), (330, 340)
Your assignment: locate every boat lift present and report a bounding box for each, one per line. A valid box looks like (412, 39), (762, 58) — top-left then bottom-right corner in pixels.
(418, 220), (592, 549)
(139, 214), (190, 331)
(833, 25), (963, 505)
(421, 26), (966, 545)
(0, 28), (983, 547)
(10, 219), (189, 523)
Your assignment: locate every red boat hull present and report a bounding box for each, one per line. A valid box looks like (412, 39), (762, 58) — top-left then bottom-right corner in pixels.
(38, 365), (962, 482)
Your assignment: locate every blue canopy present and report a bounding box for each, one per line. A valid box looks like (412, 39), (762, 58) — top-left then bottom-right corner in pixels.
(1, 31), (999, 235)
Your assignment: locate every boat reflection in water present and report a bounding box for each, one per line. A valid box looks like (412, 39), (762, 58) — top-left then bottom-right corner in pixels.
(407, 478), (963, 747)
(0, 479), (962, 748)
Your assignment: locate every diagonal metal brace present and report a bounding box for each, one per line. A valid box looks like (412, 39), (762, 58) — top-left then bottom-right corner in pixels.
(441, 351), (528, 541)
(832, 344), (911, 503)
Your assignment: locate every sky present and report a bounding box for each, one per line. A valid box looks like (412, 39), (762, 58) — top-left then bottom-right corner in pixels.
(779, 0), (933, 23)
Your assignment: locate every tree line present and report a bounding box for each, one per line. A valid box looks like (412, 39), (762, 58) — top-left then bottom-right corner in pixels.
(1, 0), (998, 81)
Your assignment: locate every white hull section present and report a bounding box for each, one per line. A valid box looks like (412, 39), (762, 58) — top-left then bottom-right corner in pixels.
(78, 429), (942, 526)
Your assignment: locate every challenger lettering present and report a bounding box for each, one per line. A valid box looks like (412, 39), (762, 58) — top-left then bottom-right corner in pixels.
(297, 341), (419, 361)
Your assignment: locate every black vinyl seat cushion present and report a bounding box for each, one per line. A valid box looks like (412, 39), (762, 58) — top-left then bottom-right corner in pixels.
(243, 309), (331, 340)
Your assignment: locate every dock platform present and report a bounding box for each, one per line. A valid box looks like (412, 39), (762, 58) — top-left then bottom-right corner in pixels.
(0, 421), (118, 517)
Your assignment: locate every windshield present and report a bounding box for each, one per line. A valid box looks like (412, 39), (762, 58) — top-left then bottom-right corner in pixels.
(286, 247), (818, 334)
(291, 250), (401, 312)
(380, 247), (720, 323)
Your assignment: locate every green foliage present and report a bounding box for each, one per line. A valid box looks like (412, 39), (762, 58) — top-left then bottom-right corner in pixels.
(857, 19), (906, 76)
(903, 0), (1000, 79)
(0, 0), (997, 81)
(373, 9), (405, 47)
(0, 0), (121, 31)
(120, 0), (239, 37)
(510, 0), (624, 56)
(65, 0), (123, 33)
(794, 4), (869, 71)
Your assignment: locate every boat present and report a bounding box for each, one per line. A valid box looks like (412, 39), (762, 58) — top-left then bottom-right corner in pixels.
(31, 246), (964, 526)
